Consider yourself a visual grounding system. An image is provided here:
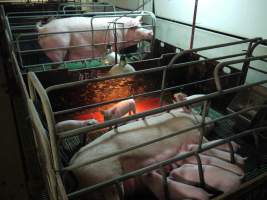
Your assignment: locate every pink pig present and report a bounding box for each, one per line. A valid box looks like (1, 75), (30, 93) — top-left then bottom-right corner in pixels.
(170, 164), (242, 193)
(101, 99), (136, 121)
(55, 119), (98, 133)
(142, 171), (210, 200)
(175, 152), (244, 176)
(187, 144), (246, 166)
(36, 16), (153, 62)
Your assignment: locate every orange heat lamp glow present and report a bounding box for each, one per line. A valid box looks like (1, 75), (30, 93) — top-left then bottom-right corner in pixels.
(74, 97), (161, 123)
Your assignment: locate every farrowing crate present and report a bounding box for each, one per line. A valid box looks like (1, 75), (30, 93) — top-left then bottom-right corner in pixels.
(2, 4), (156, 72)
(25, 38), (267, 200)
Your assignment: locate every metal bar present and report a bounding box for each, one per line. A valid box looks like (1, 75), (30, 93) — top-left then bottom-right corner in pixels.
(166, 38), (261, 73)
(198, 100), (209, 150)
(189, 0), (198, 49)
(212, 171), (267, 200)
(7, 10), (154, 20)
(56, 78), (267, 140)
(64, 103), (267, 172)
(239, 40), (263, 84)
(67, 125), (267, 199)
(17, 38), (150, 55)
(25, 52), (246, 72)
(54, 72), (241, 116)
(159, 68), (167, 106)
(44, 39), (259, 93)
(248, 65), (267, 75)
(15, 21), (153, 38)
(45, 54), (243, 94)
(27, 72), (60, 172)
(214, 54), (267, 91)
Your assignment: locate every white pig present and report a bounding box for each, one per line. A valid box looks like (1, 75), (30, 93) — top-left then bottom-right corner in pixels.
(187, 144), (247, 166)
(55, 119), (98, 133)
(203, 139), (240, 152)
(69, 109), (212, 200)
(170, 164), (242, 193)
(142, 171), (210, 200)
(36, 16), (153, 62)
(175, 152), (244, 176)
(101, 99), (136, 121)
(173, 92), (206, 113)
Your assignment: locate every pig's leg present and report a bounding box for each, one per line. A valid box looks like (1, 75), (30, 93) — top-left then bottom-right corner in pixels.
(38, 34), (70, 64)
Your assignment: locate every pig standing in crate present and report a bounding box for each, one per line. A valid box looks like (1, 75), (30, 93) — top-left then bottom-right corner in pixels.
(36, 15), (153, 63)
(101, 99), (136, 121)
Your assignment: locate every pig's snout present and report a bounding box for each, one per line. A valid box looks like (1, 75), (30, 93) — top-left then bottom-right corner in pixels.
(146, 30), (154, 39)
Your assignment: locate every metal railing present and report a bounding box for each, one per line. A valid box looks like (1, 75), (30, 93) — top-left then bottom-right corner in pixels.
(4, 10), (156, 69)
(24, 37), (267, 199)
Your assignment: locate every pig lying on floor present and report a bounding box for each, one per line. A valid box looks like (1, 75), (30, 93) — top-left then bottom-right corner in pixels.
(68, 108), (214, 200)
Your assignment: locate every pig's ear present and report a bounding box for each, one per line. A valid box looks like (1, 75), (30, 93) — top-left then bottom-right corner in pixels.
(127, 18), (142, 28)
(135, 15), (143, 23)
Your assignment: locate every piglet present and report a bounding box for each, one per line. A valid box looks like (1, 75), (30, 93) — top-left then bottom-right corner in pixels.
(175, 152), (244, 176)
(173, 93), (206, 113)
(101, 99), (136, 121)
(204, 139), (240, 152)
(55, 119), (98, 133)
(142, 171), (210, 200)
(170, 164), (242, 193)
(187, 144), (247, 166)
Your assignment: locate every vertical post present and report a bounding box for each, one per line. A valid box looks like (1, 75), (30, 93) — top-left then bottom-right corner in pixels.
(189, 0), (199, 49)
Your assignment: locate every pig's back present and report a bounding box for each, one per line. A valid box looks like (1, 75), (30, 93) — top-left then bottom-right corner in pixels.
(70, 110), (200, 164)
(42, 17), (123, 32)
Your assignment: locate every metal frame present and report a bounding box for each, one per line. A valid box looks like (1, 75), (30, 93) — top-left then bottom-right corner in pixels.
(2, 3), (267, 199)
(24, 37), (267, 199)
(4, 9), (156, 71)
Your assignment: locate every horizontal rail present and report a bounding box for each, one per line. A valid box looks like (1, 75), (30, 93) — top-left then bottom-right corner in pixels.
(63, 104), (267, 171)
(54, 72), (241, 116)
(25, 52), (246, 72)
(56, 78), (267, 139)
(17, 37), (149, 54)
(67, 125), (267, 199)
(45, 38), (260, 93)
(214, 55), (267, 91)
(7, 10), (153, 20)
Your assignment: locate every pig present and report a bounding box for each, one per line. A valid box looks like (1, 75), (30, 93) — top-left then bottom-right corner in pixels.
(101, 99), (136, 121)
(175, 152), (244, 176)
(187, 144), (247, 166)
(55, 119), (98, 133)
(170, 164), (242, 193)
(173, 92), (206, 113)
(203, 139), (240, 152)
(141, 171), (210, 200)
(69, 108), (212, 200)
(36, 16), (153, 63)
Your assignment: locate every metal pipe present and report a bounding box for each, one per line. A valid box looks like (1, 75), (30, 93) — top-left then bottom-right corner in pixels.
(62, 104), (267, 172)
(25, 52), (246, 72)
(214, 54), (267, 92)
(189, 0), (198, 49)
(27, 72), (61, 172)
(55, 78), (267, 140)
(45, 38), (260, 93)
(54, 72), (241, 116)
(8, 10), (154, 20)
(239, 39), (264, 84)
